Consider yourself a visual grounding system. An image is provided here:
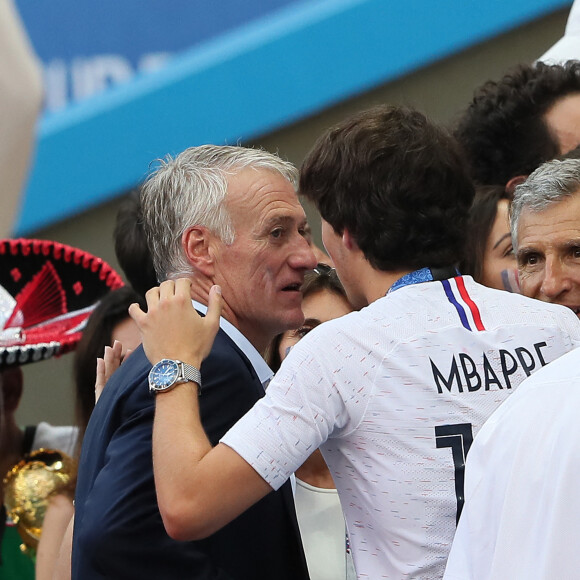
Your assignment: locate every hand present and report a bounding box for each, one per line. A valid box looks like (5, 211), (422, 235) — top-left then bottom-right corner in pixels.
(95, 340), (123, 403)
(129, 279), (222, 368)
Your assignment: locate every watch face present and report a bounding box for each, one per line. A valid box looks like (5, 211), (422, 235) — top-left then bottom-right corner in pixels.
(150, 359), (179, 389)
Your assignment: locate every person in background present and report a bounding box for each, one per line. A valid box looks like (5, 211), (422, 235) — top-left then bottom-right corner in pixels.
(132, 105), (580, 578)
(267, 264), (355, 580)
(72, 287), (145, 448)
(113, 191), (158, 299)
(0, 367), (77, 579)
(35, 287), (144, 580)
(303, 223), (333, 266)
(458, 144), (580, 294)
(454, 61), (580, 192)
(0, 238), (123, 580)
(460, 185), (518, 292)
(511, 157), (580, 312)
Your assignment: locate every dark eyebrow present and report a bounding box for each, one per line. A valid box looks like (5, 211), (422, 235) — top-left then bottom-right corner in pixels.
(492, 233), (512, 250)
(302, 318), (321, 327)
(562, 238), (580, 249)
(516, 247), (538, 263)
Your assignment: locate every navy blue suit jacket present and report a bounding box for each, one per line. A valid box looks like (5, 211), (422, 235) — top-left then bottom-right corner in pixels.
(72, 329), (309, 579)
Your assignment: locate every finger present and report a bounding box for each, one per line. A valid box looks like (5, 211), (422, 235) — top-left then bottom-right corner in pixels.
(129, 302), (146, 325)
(103, 345), (120, 382)
(95, 358), (106, 403)
(124, 348), (134, 361)
(159, 279), (175, 300)
(145, 285), (161, 310)
(103, 345), (113, 375)
(175, 277), (193, 298)
(112, 340), (123, 357)
(145, 285), (160, 301)
(206, 285), (223, 330)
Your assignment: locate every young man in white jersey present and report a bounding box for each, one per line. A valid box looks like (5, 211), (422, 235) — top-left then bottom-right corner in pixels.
(129, 106), (580, 578)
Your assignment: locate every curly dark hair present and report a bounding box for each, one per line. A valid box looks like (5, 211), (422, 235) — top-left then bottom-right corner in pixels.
(454, 61), (580, 187)
(300, 105), (474, 271)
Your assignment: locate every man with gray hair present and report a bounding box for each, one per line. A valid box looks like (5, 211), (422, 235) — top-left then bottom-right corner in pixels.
(443, 158), (580, 579)
(72, 145), (315, 579)
(511, 157), (580, 314)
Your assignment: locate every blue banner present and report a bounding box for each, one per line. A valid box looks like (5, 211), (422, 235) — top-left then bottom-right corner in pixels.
(13, 0), (573, 234)
(15, 0), (298, 111)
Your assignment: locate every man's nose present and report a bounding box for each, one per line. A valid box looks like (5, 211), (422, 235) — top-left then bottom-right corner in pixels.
(540, 257), (572, 299)
(290, 234), (317, 270)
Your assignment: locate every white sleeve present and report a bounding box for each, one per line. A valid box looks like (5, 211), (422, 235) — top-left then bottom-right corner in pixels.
(442, 432), (488, 580)
(221, 326), (369, 490)
(564, 308), (580, 348)
(442, 488), (478, 580)
(0, 0), (43, 237)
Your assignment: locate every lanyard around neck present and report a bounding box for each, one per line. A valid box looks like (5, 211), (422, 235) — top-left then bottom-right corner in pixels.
(388, 266), (459, 294)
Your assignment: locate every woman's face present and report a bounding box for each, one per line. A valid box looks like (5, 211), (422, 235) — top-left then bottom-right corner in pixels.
(481, 199), (518, 292)
(277, 288), (352, 361)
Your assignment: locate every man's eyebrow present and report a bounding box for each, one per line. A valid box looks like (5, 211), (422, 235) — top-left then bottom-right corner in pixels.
(516, 246), (538, 262)
(262, 215), (306, 230)
(492, 233), (512, 250)
(561, 238), (580, 249)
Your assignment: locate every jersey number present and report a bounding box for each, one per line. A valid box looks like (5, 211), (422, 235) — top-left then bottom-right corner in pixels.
(435, 423), (473, 523)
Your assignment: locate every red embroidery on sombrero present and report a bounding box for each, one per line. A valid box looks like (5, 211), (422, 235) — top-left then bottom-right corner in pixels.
(5, 261), (67, 330)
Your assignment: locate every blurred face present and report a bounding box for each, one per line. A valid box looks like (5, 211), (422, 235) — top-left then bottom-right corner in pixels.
(111, 317), (142, 359)
(321, 219), (366, 309)
(544, 93), (580, 154)
(516, 192), (580, 317)
(278, 288), (353, 361)
(480, 199), (518, 291)
(303, 222), (333, 266)
(213, 168), (317, 351)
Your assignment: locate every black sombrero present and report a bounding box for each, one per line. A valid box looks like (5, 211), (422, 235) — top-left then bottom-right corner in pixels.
(0, 238), (124, 367)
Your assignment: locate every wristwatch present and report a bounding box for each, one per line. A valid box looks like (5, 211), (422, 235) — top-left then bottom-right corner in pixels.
(148, 359), (202, 395)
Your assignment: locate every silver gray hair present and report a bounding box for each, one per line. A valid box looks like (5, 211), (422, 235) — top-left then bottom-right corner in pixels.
(510, 158), (580, 251)
(140, 145), (299, 281)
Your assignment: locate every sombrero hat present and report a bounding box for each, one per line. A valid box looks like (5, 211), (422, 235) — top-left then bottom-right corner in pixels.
(0, 238), (124, 367)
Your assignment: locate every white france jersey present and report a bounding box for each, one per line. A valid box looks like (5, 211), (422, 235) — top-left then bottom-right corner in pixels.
(222, 276), (580, 579)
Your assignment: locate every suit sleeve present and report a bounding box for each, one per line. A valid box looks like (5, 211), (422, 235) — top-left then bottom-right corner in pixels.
(73, 347), (240, 579)
(198, 332), (267, 443)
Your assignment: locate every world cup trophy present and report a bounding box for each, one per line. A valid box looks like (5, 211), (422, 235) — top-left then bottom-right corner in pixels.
(3, 448), (75, 555)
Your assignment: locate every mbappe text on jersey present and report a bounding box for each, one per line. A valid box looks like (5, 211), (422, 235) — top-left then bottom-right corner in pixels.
(430, 341), (548, 394)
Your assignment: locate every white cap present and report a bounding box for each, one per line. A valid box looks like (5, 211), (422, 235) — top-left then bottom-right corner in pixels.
(539, 1), (580, 63)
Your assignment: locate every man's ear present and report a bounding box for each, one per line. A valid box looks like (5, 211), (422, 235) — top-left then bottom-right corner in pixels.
(182, 226), (215, 277)
(342, 228), (360, 252)
(505, 175), (528, 195)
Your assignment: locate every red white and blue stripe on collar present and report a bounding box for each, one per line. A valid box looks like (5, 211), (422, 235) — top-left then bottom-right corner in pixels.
(441, 277), (485, 332)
